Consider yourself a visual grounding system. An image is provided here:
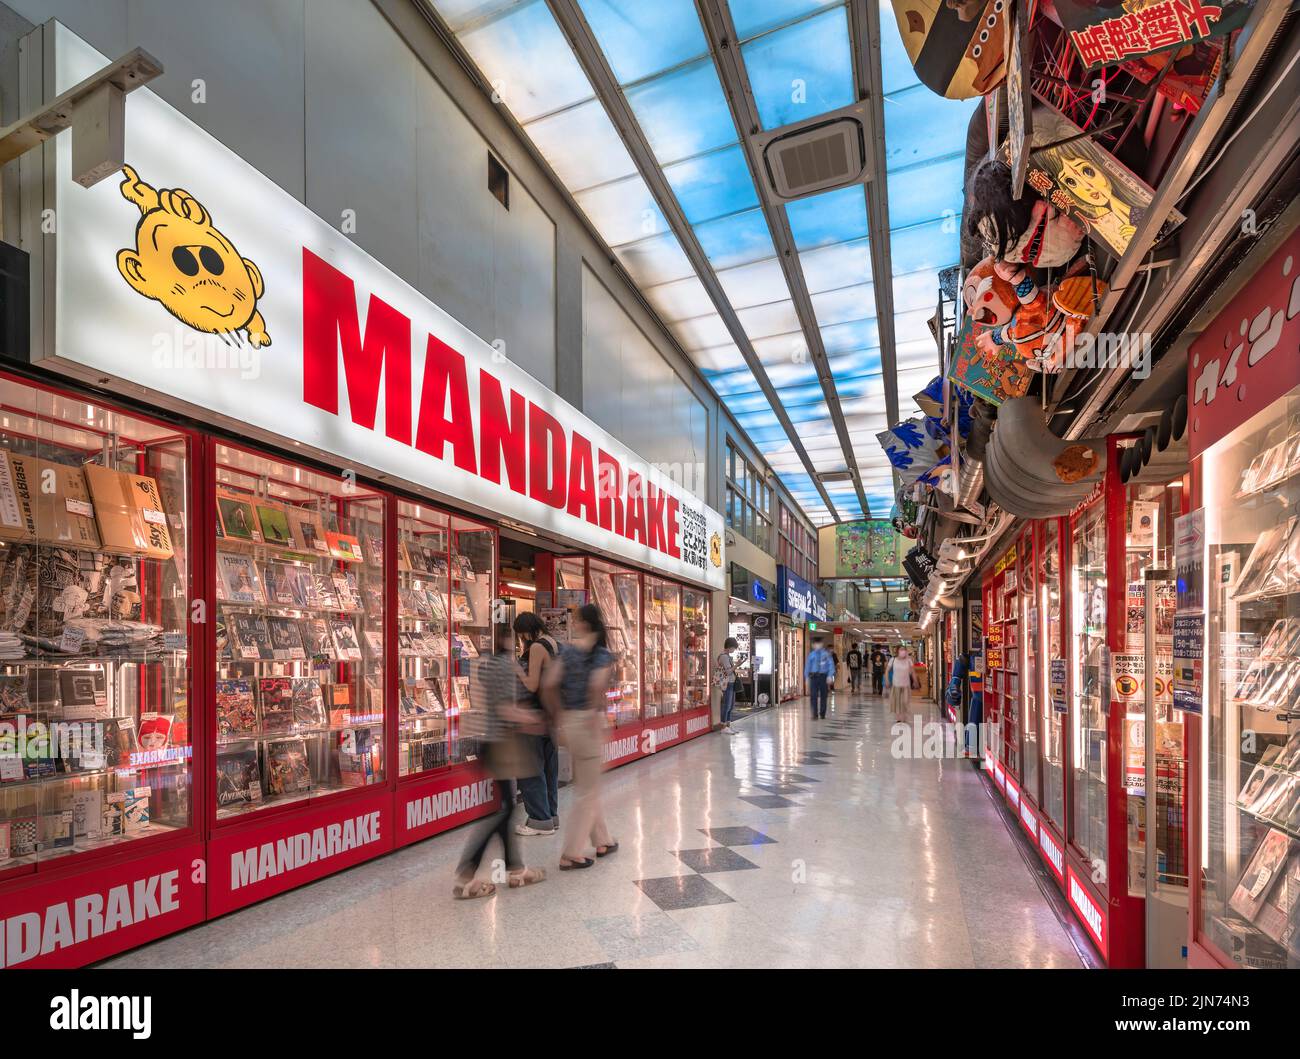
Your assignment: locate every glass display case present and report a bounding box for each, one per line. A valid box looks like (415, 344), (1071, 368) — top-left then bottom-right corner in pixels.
(0, 374), (194, 869)
(449, 515), (495, 764)
(1071, 497), (1109, 884)
(212, 444), (384, 818)
(1003, 558), (1021, 780)
(1021, 528), (1041, 805)
(396, 501), (449, 778)
(778, 620), (802, 701)
(683, 588), (711, 710)
(1120, 473), (1181, 897)
(1199, 385), (1300, 968)
(1041, 517), (1067, 832)
(643, 576), (680, 718)
(587, 559), (641, 727)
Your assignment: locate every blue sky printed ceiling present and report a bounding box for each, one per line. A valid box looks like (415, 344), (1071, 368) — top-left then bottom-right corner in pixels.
(436, 0), (978, 525)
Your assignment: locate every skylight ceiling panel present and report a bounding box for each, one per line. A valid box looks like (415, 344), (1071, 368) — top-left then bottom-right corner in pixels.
(625, 58), (738, 165)
(663, 145), (762, 225)
(457, 1), (595, 122)
(883, 86), (980, 174)
(695, 208), (780, 270)
(523, 97), (638, 192)
(644, 273), (716, 322)
(786, 185), (870, 250)
(741, 6), (855, 130)
(578, 0), (710, 84)
(810, 282), (875, 328)
(612, 230), (697, 287)
(717, 256), (792, 310)
(574, 174), (666, 247)
(738, 299), (802, 343)
(799, 239), (873, 294)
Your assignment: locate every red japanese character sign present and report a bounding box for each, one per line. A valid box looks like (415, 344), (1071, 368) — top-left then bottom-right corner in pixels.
(1057, 0), (1253, 69)
(1187, 225), (1300, 459)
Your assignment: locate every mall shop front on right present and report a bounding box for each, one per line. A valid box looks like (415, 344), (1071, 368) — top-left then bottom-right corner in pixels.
(972, 226), (1300, 970)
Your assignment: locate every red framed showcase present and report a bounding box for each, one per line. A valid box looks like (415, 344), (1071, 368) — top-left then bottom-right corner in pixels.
(390, 498), (501, 850)
(0, 369), (206, 965)
(538, 553), (712, 764)
(977, 436), (1187, 967)
(1187, 223), (1300, 970)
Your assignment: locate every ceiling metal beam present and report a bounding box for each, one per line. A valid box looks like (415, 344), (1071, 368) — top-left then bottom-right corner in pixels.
(1054, 0), (1293, 439)
(848, 0), (901, 429)
(545, 0), (841, 522)
(849, 0), (903, 499)
(697, 0), (872, 518)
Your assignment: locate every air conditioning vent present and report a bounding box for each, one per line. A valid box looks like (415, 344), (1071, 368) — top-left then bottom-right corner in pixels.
(816, 469), (856, 483)
(758, 113), (867, 200)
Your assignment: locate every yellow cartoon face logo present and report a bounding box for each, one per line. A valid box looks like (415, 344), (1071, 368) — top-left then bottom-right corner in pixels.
(709, 532), (722, 567)
(116, 165), (270, 348)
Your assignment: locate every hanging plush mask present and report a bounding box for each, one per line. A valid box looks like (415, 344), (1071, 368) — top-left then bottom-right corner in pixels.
(966, 159), (1086, 268)
(891, 0), (1010, 100)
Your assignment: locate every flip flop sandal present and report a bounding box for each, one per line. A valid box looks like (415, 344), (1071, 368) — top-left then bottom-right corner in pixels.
(595, 842), (619, 857)
(508, 867), (547, 887)
(453, 880), (497, 899)
(559, 856), (595, 870)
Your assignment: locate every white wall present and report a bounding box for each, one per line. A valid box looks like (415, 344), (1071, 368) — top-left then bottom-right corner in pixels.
(581, 264), (709, 500)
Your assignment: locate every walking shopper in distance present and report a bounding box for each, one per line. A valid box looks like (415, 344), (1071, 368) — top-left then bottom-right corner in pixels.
(846, 642), (863, 693)
(887, 644), (918, 723)
(452, 627), (546, 899)
(870, 643), (888, 695)
(805, 637), (836, 720)
(716, 636), (739, 733)
(513, 611), (559, 836)
(543, 603), (618, 870)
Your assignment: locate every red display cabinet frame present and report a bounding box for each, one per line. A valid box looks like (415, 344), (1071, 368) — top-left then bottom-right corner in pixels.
(0, 369), (207, 965)
(536, 553), (712, 767)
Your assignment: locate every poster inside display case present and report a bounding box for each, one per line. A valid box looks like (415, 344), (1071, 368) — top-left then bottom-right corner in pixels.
(1020, 531), (1040, 805)
(1200, 386), (1300, 968)
(212, 444), (384, 818)
(589, 559), (641, 727)
(0, 375), (193, 867)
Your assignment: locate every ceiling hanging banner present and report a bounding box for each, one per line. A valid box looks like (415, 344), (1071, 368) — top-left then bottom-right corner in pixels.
(1055, 0), (1254, 70)
(29, 24), (725, 590)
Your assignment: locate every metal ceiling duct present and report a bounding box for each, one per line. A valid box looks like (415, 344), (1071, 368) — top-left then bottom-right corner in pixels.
(957, 458), (985, 513)
(983, 397), (1105, 517)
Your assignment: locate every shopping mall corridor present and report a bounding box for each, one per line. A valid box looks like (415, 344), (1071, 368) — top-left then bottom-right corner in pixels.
(102, 692), (1086, 969)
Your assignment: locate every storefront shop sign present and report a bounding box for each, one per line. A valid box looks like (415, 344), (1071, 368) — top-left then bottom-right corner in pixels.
(1173, 612), (1204, 714)
(1188, 225), (1300, 459)
(778, 566), (828, 623)
(33, 26), (724, 591)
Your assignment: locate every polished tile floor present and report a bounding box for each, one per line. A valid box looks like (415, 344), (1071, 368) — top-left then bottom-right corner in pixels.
(102, 692), (1084, 968)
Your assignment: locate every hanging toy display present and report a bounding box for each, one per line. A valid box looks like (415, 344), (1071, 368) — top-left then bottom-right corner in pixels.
(971, 258), (1108, 373)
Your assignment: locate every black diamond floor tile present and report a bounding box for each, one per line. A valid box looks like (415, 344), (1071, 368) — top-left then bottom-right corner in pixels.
(697, 826), (776, 846)
(671, 847), (760, 873)
(634, 874), (736, 910)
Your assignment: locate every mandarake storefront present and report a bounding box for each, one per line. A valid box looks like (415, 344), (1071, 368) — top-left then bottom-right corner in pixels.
(0, 22), (725, 966)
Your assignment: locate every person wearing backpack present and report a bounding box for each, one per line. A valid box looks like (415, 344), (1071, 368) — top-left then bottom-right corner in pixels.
(805, 638), (835, 720)
(513, 611), (560, 836)
(845, 642), (864, 693)
(715, 636), (739, 733)
(542, 603), (618, 870)
(452, 627), (547, 899)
